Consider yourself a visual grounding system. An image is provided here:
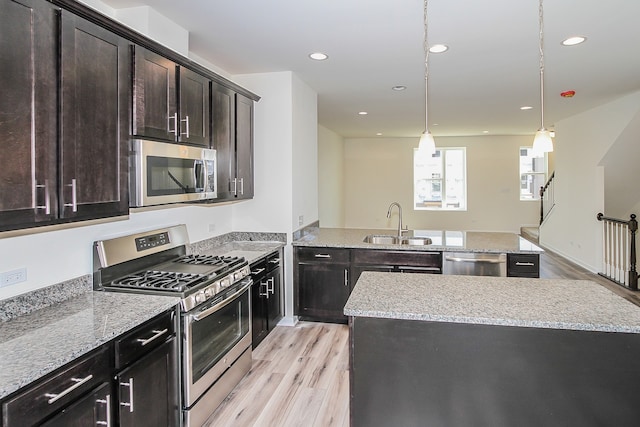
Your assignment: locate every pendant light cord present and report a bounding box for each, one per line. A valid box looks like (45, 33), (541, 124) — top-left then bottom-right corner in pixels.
(538, 0), (545, 130)
(423, 0), (430, 132)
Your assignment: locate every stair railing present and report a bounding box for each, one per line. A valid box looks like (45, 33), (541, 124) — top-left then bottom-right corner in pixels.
(596, 213), (638, 291)
(539, 171), (555, 225)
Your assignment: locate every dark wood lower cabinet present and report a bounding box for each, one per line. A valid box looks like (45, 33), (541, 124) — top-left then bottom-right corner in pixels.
(41, 382), (112, 427)
(251, 250), (283, 348)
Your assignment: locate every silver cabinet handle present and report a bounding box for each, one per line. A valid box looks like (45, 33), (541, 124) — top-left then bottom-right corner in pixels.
(120, 378), (134, 413)
(96, 394), (112, 427)
(515, 262), (535, 266)
(239, 178), (244, 195)
(445, 256), (505, 264)
(251, 267), (266, 275)
(45, 374), (93, 404)
(63, 179), (77, 212)
(181, 116), (190, 138)
(314, 254), (331, 258)
(267, 277), (275, 296)
(168, 112), (178, 136)
(344, 269), (349, 287)
(136, 329), (168, 346)
(259, 280), (269, 297)
(268, 258), (280, 265)
(35, 180), (51, 214)
(231, 178), (237, 195)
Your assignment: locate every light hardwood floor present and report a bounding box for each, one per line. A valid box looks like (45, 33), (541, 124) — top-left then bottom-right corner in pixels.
(205, 322), (350, 427)
(204, 247), (640, 427)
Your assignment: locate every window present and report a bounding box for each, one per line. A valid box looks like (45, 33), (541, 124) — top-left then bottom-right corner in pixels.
(414, 148), (466, 210)
(519, 147), (546, 201)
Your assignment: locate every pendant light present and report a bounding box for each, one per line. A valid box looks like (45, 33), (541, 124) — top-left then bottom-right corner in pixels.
(532, 0), (553, 154)
(418, 0), (436, 156)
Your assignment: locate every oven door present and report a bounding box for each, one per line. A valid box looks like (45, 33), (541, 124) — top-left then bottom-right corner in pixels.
(182, 278), (252, 407)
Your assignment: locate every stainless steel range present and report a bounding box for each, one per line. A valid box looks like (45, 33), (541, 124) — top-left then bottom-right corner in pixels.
(93, 225), (252, 427)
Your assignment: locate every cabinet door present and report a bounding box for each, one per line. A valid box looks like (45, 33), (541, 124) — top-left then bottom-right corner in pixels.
(211, 82), (235, 200)
(117, 338), (179, 427)
(41, 382), (112, 427)
(132, 46), (178, 141)
(297, 262), (350, 323)
(266, 267), (283, 330)
(179, 67), (210, 146)
(235, 93), (254, 199)
(0, 0), (57, 230)
(60, 11), (129, 220)
(251, 278), (269, 349)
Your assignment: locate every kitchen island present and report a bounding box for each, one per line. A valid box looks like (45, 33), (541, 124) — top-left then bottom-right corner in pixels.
(345, 272), (640, 427)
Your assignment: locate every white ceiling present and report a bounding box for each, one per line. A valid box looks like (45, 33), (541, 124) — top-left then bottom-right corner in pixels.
(100, 0), (640, 138)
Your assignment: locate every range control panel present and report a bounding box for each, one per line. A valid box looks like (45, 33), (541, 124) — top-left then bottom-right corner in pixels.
(135, 231), (170, 251)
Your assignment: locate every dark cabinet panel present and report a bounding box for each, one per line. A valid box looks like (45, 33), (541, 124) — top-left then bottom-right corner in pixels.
(267, 265), (283, 330)
(235, 93), (254, 199)
(212, 82), (235, 199)
(251, 250), (283, 349)
(0, 0), (57, 229)
(179, 67), (210, 146)
(60, 11), (130, 221)
(132, 47), (177, 141)
(507, 253), (540, 278)
(41, 382), (112, 427)
(117, 339), (179, 427)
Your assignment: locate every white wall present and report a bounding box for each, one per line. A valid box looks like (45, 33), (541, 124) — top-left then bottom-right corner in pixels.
(341, 135), (540, 233)
(318, 125), (345, 228)
(540, 91), (640, 272)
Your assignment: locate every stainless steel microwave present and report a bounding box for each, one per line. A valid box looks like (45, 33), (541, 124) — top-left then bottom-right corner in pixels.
(130, 139), (217, 207)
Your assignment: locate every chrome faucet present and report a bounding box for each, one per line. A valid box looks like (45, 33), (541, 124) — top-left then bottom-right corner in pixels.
(387, 202), (407, 239)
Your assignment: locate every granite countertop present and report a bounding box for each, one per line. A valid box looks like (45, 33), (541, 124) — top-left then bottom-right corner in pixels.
(193, 240), (285, 264)
(0, 291), (179, 400)
(293, 227), (543, 254)
(344, 272), (640, 333)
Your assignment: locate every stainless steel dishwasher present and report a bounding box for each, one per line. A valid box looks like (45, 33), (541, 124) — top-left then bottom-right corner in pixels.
(443, 252), (507, 276)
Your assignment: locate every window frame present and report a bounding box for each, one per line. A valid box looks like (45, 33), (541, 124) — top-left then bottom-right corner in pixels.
(413, 147), (467, 211)
(519, 147), (547, 202)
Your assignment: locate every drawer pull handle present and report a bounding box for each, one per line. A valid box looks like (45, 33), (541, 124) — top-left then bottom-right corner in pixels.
(251, 267), (266, 275)
(515, 262), (535, 266)
(45, 374), (93, 404)
(136, 328), (168, 346)
(96, 394), (112, 426)
(120, 378), (134, 412)
(269, 258), (280, 264)
(314, 254), (331, 258)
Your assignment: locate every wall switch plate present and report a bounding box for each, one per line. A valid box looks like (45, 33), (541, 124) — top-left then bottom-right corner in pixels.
(1, 268), (27, 287)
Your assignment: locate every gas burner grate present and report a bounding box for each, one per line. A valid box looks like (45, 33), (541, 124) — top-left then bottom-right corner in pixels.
(111, 270), (206, 292)
(177, 254), (245, 268)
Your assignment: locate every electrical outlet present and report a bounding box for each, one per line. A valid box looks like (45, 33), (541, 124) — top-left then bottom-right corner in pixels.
(208, 223), (216, 233)
(1, 268), (27, 287)
(298, 215), (304, 226)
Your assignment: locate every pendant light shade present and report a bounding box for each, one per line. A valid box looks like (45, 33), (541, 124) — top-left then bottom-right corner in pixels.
(418, 130), (436, 155)
(417, 0), (436, 156)
(533, 0), (553, 154)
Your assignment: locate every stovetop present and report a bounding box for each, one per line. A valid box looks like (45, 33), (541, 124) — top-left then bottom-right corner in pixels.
(93, 225), (251, 311)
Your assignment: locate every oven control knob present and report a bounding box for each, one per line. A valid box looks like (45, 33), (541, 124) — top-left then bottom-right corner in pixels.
(204, 287), (213, 298)
(195, 291), (206, 304)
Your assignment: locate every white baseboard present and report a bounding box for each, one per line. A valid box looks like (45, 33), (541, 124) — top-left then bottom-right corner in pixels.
(277, 315), (299, 327)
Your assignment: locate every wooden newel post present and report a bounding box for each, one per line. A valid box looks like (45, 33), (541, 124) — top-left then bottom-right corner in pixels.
(629, 214), (638, 291)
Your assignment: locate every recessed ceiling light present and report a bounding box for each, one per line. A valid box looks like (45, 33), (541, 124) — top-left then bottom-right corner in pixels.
(358, 111), (368, 115)
(429, 44), (449, 53)
(520, 106), (533, 110)
(561, 36), (586, 46)
(376, 133), (383, 136)
(309, 52), (328, 61)
(482, 130), (489, 134)
(392, 85), (407, 91)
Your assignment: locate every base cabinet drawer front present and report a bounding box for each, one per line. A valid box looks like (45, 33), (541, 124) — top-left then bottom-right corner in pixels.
(507, 254), (540, 278)
(40, 382), (112, 427)
(351, 249), (442, 269)
(115, 310), (176, 369)
(2, 345), (111, 427)
(295, 247), (350, 263)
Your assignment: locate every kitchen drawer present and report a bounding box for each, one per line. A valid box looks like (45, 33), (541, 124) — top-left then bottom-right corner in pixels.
(250, 257), (268, 281)
(352, 249), (442, 268)
(115, 309), (175, 369)
(266, 251), (281, 272)
(296, 247), (350, 263)
(507, 253), (540, 278)
(2, 345), (111, 427)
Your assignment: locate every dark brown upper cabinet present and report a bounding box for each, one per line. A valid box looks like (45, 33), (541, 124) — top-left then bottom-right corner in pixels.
(132, 46), (210, 147)
(0, 1), (129, 232)
(212, 82), (254, 200)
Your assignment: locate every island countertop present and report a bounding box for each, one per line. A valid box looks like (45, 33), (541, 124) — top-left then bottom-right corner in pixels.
(344, 272), (640, 333)
(293, 227), (543, 254)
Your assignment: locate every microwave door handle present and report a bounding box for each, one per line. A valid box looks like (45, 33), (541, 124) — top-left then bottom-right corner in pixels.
(194, 160), (204, 191)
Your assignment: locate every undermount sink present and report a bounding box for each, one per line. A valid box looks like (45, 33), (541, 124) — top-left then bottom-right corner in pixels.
(363, 235), (432, 246)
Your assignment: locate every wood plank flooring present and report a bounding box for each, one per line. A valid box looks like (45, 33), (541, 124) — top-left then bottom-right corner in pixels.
(204, 247), (640, 427)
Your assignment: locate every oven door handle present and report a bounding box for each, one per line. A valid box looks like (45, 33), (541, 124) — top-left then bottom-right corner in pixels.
(190, 280), (252, 322)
